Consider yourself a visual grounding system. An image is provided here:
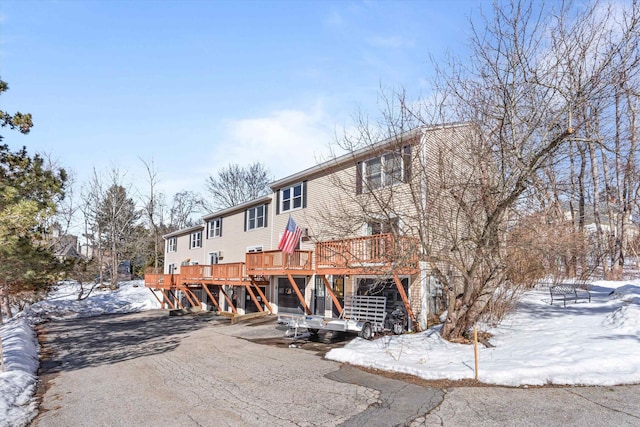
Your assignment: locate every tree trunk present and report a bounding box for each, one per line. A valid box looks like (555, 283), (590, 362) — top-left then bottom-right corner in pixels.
(0, 283), (12, 322)
(111, 236), (118, 290)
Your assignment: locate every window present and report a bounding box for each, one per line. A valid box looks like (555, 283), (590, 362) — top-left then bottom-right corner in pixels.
(190, 231), (202, 249)
(167, 237), (177, 252)
(168, 263), (176, 274)
(364, 152), (403, 190)
(357, 145), (411, 193)
(382, 152), (403, 186)
(281, 182), (304, 212)
(247, 245), (263, 253)
(246, 205), (267, 230)
(365, 157), (382, 189)
(367, 217), (399, 235)
(207, 218), (222, 238)
(209, 251), (220, 264)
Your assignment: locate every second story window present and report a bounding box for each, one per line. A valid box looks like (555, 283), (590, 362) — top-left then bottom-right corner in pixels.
(364, 152), (403, 190)
(357, 145), (411, 194)
(382, 152), (403, 186)
(281, 182), (303, 212)
(246, 205), (267, 230)
(167, 237), (177, 252)
(190, 231), (202, 249)
(207, 218), (222, 238)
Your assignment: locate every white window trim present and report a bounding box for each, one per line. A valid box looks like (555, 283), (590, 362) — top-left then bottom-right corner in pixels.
(363, 150), (405, 191)
(167, 237), (177, 252)
(246, 205), (266, 230)
(280, 182), (304, 213)
(207, 218), (221, 239)
(247, 245), (263, 253)
(190, 231), (202, 249)
(208, 251), (220, 264)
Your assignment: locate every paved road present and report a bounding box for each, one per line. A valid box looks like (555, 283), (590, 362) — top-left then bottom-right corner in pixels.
(33, 311), (441, 427)
(32, 311), (640, 427)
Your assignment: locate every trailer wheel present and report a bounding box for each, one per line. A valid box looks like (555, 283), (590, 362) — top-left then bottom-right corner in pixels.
(308, 328), (319, 336)
(358, 322), (373, 340)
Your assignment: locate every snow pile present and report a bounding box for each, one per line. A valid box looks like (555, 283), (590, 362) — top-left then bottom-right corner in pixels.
(0, 280), (160, 427)
(25, 280), (160, 322)
(326, 280), (640, 387)
(603, 284), (640, 335)
(0, 318), (40, 427)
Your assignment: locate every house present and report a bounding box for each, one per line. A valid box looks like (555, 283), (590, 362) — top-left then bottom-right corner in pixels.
(146, 123), (472, 330)
(47, 223), (83, 261)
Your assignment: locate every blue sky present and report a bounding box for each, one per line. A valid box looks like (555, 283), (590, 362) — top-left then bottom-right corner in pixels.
(1, 0), (485, 203)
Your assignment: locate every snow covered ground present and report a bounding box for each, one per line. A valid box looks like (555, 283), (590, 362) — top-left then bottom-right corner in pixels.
(1, 279), (640, 426)
(0, 280), (161, 427)
(327, 280), (640, 387)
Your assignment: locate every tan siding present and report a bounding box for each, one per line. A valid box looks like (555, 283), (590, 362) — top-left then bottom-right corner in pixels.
(164, 227), (204, 273)
(203, 204), (273, 264)
(160, 124), (474, 327)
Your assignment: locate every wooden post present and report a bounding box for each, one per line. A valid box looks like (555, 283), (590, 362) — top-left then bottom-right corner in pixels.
(244, 284), (263, 312)
(287, 273), (311, 315)
(149, 288), (165, 309)
(320, 275), (343, 315)
(249, 278), (273, 314)
(202, 285), (222, 312)
(473, 324), (479, 381)
(392, 273), (419, 331)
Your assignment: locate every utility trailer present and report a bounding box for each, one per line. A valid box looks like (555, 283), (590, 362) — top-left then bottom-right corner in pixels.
(278, 295), (387, 340)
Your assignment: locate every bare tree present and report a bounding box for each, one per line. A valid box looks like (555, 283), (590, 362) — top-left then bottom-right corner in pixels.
(80, 168), (106, 286)
(169, 190), (203, 230)
(82, 167), (140, 290)
(139, 158), (164, 273)
(204, 162), (272, 211)
(320, 0), (640, 341)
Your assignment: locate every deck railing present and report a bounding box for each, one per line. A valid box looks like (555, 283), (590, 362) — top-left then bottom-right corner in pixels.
(245, 250), (313, 273)
(146, 234), (418, 285)
(144, 273), (179, 289)
(315, 233), (419, 269)
(144, 273), (164, 288)
(179, 263), (246, 282)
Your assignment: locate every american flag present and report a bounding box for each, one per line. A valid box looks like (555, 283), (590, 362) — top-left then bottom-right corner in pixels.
(278, 216), (303, 255)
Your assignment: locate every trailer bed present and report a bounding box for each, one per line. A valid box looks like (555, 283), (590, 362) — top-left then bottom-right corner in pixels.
(278, 295), (387, 339)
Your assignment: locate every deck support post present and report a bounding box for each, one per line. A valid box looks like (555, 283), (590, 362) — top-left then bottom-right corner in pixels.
(249, 277), (273, 314)
(320, 275), (343, 315)
(392, 273), (419, 331)
(149, 288), (165, 309)
(160, 290), (176, 309)
(287, 273), (311, 315)
(181, 287), (200, 308)
(202, 284), (222, 312)
(244, 284), (263, 312)
(168, 290), (183, 309)
(220, 286), (237, 314)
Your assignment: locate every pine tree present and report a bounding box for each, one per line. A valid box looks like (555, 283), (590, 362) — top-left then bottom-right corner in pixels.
(0, 80), (67, 322)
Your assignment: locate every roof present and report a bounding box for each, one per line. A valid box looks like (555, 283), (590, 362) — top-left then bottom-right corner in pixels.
(163, 224), (204, 239)
(169, 122), (469, 238)
(202, 195), (272, 221)
(269, 123), (468, 189)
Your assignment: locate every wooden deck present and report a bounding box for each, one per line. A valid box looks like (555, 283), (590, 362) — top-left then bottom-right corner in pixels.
(145, 234), (419, 322)
(245, 250), (314, 276)
(315, 233), (420, 275)
(180, 263), (248, 285)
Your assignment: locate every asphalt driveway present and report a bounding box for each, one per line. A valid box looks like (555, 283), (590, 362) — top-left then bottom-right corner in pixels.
(32, 311), (640, 426)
